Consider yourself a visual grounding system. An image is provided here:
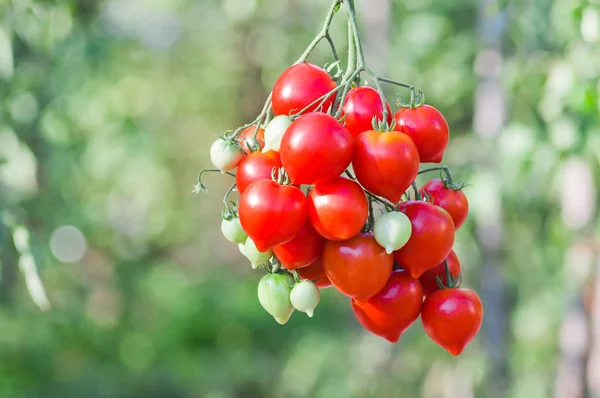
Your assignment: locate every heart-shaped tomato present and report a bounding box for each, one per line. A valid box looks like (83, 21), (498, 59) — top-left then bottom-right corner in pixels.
(394, 201), (455, 278)
(239, 179), (307, 252)
(323, 233), (393, 304)
(352, 130), (419, 203)
(351, 270), (423, 342)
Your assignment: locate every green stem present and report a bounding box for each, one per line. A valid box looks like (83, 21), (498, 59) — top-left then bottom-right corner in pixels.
(412, 182), (421, 200)
(418, 166), (453, 184)
(296, 0), (341, 63)
(222, 182), (238, 210)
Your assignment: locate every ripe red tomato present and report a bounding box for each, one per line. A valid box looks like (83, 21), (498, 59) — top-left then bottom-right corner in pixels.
(297, 257), (332, 288)
(280, 113), (354, 185)
(308, 177), (368, 240)
(323, 233), (393, 304)
(239, 179), (307, 252)
(352, 130), (419, 203)
(419, 250), (461, 296)
(394, 105), (449, 163)
(341, 86), (392, 138)
(351, 270), (423, 342)
(420, 179), (469, 230)
(272, 63), (337, 116)
(237, 126), (265, 154)
(236, 150), (281, 194)
(394, 201), (455, 278)
(273, 222), (325, 270)
(421, 288), (483, 355)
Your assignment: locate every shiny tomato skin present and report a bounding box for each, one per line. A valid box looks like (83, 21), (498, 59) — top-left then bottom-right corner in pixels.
(308, 177), (368, 241)
(394, 201), (455, 278)
(323, 233), (393, 304)
(421, 288), (483, 355)
(297, 257), (332, 288)
(273, 222), (325, 270)
(420, 179), (469, 230)
(419, 250), (461, 296)
(351, 270), (423, 342)
(236, 150), (281, 194)
(352, 130), (419, 203)
(239, 179), (307, 252)
(272, 63), (337, 116)
(341, 86), (393, 138)
(237, 126), (265, 154)
(280, 113), (354, 185)
(393, 105), (449, 163)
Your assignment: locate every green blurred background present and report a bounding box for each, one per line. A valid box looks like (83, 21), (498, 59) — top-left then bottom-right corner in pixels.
(1, 0), (599, 397)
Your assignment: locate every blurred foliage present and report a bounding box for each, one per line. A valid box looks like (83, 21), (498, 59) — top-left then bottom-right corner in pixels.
(0, 0), (599, 397)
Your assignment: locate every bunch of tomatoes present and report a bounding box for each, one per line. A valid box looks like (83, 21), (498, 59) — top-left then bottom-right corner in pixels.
(199, 0), (483, 356)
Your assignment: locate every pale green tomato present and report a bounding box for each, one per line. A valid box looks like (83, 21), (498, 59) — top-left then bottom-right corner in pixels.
(290, 280), (320, 317)
(374, 211), (412, 254)
(244, 237), (273, 267)
(221, 217), (247, 244)
(210, 137), (243, 173)
(238, 243), (246, 257)
(257, 273), (295, 324)
(263, 115), (292, 152)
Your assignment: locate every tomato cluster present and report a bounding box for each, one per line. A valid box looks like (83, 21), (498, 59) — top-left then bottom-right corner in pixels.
(203, 60), (483, 356)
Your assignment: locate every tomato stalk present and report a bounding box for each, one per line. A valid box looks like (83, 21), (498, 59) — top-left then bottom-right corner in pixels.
(435, 259), (462, 289)
(417, 166), (467, 191)
(193, 168), (235, 194)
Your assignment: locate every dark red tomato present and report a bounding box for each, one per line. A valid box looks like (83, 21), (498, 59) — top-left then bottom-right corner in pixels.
(236, 151), (281, 194)
(237, 126), (265, 154)
(351, 270), (423, 343)
(239, 179), (307, 252)
(394, 201), (455, 278)
(352, 130), (419, 203)
(280, 113), (354, 185)
(419, 250), (461, 296)
(297, 257), (332, 288)
(273, 222), (325, 270)
(341, 86), (393, 138)
(421, 288), (483, 355)
(271, 63), (337, 116)
(308, 177), (368, 240)
(394, 105), (449, 163)
(420, 179), (469, 230)
(323, 233), (393, 304)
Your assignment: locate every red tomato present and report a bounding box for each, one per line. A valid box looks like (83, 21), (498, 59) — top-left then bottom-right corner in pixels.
(308, 177), (368, 240)
(341, 86), (393, 138)
(420, 179), (469, 230)
(280, 113), (354, 185)
(236, 150), (281, 194)
(393, 105), (449, 163)
(394, 201), (455, 278)
(421, 288), (483, 355)
(273, 222), (325, 270)
(323, 233), (393, 304)
(239, 180), (307, 252)
(351, 270), (423, 342)
(272, 63), (337, 116)
(352, 130), (419, 203)
(419, 250), (461, 296)
(297, 257), (332, 288)
(237, 126), (265, 154)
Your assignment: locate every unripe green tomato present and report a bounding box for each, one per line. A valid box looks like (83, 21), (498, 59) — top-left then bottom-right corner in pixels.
(221, 217), (248, 244)
(210, 137), (244, 173)
(257, 273), (295, 324)
(290, 280), (320, 317)
(244, 237), (273, 267)
(374, 211), (412, 254)
(263, 115), (292, 152)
